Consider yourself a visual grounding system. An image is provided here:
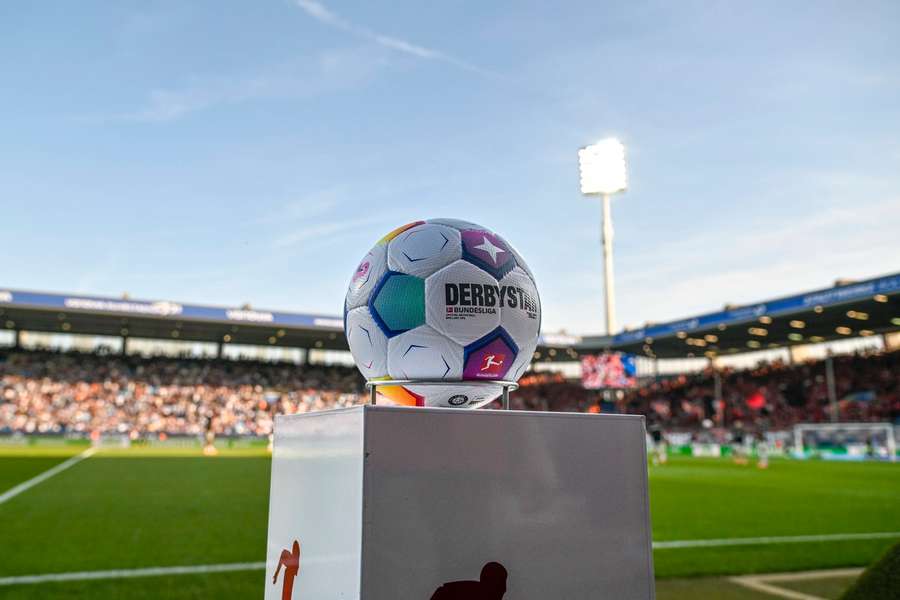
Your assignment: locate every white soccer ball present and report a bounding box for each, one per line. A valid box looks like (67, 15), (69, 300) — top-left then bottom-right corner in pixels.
(344, 219), (541, 408)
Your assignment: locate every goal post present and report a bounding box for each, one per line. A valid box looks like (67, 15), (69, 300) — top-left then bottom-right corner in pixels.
(793, 422), (897, 462)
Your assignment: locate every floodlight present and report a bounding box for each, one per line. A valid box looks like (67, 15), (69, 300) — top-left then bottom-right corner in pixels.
(577, 137), (628, 336)
(578, 138), (627, 195)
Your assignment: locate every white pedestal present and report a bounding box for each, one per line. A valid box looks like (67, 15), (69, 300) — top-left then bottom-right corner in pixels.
(265, 406), (655, 599)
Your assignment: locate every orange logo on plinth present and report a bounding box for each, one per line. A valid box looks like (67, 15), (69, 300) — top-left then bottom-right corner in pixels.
(273, 540), (300, 600)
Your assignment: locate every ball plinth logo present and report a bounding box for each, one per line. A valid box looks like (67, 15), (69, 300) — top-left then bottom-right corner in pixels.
(344, 219), (540, 408)
(272, 540), (508, 599)
(273, 540), (301, 600)
(431, 561), (509, 599)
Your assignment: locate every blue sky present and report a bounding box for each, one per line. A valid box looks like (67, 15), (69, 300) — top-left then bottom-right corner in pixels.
(2, 0), (899, 334)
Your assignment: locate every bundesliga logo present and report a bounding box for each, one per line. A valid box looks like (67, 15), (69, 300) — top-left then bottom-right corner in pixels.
(479, 353), (505, 374)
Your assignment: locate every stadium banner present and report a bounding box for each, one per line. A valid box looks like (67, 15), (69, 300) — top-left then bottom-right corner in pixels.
(581, 352), (636, 389)
(0, 289), (343, 330)
(612, 272), (900, 344)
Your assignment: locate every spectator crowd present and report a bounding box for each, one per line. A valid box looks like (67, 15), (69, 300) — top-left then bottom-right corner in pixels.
(0, 349), (364, 437)
(500, 351), (899, 431)
(1, 347), (897, 438)
(623, 350), (899, 431)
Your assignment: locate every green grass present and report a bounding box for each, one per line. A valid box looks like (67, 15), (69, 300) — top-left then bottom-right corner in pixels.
(655, 575), (856, 600)
(655, 578), (766, 600)
(0, 456), (71, 493)
(650, 457), (900, 577)
(0, 447), (898, 599)
(0, 571), (264, 600)
(0, 453), (270, 577)
(841, 541), (900, 600)
(783, 576), (857, 599)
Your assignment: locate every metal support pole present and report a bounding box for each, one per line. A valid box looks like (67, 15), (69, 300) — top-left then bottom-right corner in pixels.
(794, 425), (804, 457)
(216, 342), (223, 359)
(502, 385), (510, 410)
(825, 354), (838, 422)
(369, 385), (377, 405)
(13, 329), (20, 349)
(601, 193), (617, 335)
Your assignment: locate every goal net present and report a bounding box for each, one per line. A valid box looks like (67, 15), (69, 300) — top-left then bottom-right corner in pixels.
(793, 422), (897, 462)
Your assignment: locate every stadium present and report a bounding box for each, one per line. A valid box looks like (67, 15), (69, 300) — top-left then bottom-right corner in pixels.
(4, 2), (900, 599)
(2, 270), (898, 599)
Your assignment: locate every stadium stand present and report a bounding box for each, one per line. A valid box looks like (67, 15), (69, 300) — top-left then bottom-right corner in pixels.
(2, 347), (896, 437)
(622, 349), (899, 429)
(1, 275), (897, 440)
(0, 349), (363, 436)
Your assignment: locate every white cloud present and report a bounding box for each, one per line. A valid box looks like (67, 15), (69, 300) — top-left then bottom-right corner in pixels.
(119, 49), (386, 122)
(256, 187), (347, 225)
(293, 0), (492, 75)
(113, 2), (493, 123)
(271, 216), (388, 249)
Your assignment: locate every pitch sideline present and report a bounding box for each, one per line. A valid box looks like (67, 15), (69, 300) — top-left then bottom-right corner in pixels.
(0, 446), (96, 506)
(0, 534), (893, 586)
(652, 531), (900, 549)
(0, 562), (267, 586)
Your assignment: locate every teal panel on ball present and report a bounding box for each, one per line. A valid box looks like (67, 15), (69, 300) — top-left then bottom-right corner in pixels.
(372, 273), (426, 334)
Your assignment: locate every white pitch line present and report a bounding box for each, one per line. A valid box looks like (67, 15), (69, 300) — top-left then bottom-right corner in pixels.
(652, 531), (900, 549)
(0, 562), (266, 586)
(0, 447), (96, 506)
(730, 576), (825, 600)
(730, 567), (864, 600)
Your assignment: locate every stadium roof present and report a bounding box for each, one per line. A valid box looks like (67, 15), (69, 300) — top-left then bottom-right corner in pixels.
(579, 272), (900, 359)
(2, 272), (898, 360)
(0, 288), (348, 351)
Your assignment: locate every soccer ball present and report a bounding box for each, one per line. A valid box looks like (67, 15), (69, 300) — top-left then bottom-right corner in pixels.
(344, 219), (540, 409)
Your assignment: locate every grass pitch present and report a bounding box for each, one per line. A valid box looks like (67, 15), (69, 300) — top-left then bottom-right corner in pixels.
(0, 445), (898, 599)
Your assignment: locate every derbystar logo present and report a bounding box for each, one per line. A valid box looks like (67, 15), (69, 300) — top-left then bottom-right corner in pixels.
(444, 283), (537, 317)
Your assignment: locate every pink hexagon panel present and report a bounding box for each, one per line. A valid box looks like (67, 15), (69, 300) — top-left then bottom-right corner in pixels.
(460, 229), (516, 280)
(462, 328), (519, 381)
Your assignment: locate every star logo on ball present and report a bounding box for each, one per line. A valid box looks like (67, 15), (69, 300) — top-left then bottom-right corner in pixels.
(474, 236), (506, 265)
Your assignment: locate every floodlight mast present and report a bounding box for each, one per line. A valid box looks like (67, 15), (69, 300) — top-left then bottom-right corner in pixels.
(578, 138), (627, 336)
(600, 193), (617, 335)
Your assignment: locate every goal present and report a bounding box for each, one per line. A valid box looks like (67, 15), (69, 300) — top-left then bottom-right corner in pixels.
(793, 422), (897, 462)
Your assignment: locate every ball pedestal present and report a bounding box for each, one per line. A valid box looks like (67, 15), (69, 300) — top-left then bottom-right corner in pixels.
(264, 405), (656, 599)
(365, 379), (520, 410)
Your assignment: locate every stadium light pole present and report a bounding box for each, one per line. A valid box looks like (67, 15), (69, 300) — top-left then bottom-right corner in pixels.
(578, 138), (627, 335)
